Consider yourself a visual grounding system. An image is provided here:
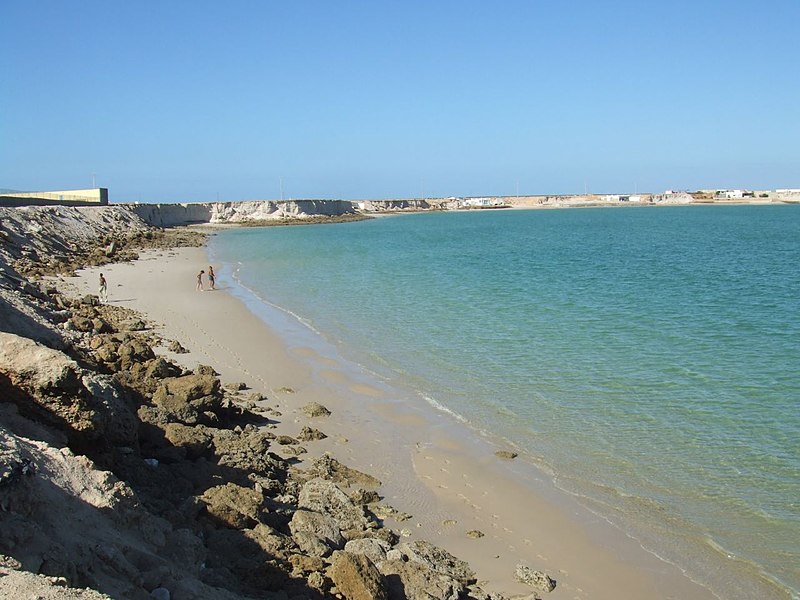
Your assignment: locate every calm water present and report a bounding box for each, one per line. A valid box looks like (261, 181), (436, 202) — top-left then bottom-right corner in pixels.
(210, 206), (800, 599)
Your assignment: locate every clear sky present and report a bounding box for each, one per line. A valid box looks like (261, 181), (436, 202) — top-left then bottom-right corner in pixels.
(2, 1), (798, 203)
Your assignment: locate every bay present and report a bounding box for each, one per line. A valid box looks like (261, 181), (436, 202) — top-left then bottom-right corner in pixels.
(210, 205), (800, 598)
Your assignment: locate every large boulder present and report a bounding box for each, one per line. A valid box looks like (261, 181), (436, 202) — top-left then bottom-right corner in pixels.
(200, 483), (268, 530)
(0, 332), (81, 396)
(151, 374), (221, 425)
(378, 559), (464, 600)
(302, 454), (381, 489)
(329, 551), (387, 600)
(0, 333), (138, 448)
(289, 509), (345, 556)
(392, 540), (475, 585)
(298, 478), (375, 536)
(344, 538), (391, 564)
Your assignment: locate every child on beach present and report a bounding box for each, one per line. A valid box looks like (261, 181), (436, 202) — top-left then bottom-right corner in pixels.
(98, 273), (108, 303)
(196, 270), (204, 291)
(208, 266), (215, 290)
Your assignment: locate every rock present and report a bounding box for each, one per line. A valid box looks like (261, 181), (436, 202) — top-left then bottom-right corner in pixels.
(393, 540), (475, 585)
(163, 423), (213, 459)
(167, 340), (188, 354)
(370, 504), (412, 522)
(515, 564), (556, 593)
(151, 374), (222, 424)
(466, 530), (484, 539)
(201, 483), (267, 530)
(149, 587), (170, 600)
(379, 559), (464, 600)
(275, 435), (297, 445)
(117, 338), (155, 369)
(123, 318), (147, 331)
(70, 315), (94, 332)
(0, 333), (82, 396)
(91, 318), (113, 334)
(350, 488), (380, 505)
(223, 382), (247, 392)
(344, 538), (391, 564)
(302, 402), (331, 417)
(296, 426), (327, 441)
(242, 524), (297, 557)
(289, 509), (344, 556)
(81, 374), (139, 446)
(495, 450), (518, 460)
(303, 454), (381, 489)
(144, 357), (181, 380)
(196, 364), (219, 377)
(298, 478), (374, 534)
(329, 551), (387, 600)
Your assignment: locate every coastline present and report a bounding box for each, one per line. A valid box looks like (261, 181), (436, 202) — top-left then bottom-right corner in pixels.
(61, 239), (727, 600)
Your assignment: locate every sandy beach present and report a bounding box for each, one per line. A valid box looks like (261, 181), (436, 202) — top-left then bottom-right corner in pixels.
(58, 238), (724, 600)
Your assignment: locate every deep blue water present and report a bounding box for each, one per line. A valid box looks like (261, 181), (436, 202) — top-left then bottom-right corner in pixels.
(210, 205), (800, 598)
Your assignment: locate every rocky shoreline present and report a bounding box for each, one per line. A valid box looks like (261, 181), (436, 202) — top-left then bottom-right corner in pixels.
(0, 206), (555, 600)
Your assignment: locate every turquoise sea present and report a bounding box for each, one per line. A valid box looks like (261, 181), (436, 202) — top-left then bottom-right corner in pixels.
(209, 206), (800, 599)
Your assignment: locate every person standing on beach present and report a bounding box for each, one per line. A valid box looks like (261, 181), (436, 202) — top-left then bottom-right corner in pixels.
(99, 273), (108, 303)
(208, 266), (216, 290)
(196, 269), (205, 291)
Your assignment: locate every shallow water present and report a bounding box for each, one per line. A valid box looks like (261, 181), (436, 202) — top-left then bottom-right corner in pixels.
(210, 205), (800, 599)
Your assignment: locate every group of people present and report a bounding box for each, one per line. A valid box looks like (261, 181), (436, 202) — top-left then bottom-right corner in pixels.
(97, 266), (217, 303)
(196, 266), (216, 291)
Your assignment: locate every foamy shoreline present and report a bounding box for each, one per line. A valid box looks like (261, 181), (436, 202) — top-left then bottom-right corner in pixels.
(59, 233), (733, 600)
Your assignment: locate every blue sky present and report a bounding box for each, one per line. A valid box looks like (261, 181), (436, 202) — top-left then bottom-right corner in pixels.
(2, 1), (798, 202)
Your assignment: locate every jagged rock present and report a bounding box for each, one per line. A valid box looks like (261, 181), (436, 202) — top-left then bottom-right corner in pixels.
(117, 338), (155, 370)
(243, 524), (297, 557)
(329, 550), (387, 600)
(467, 530), (484, 539)
(302, 454), (381, 489)
(371, 504), (412, 522)
(151, 374), (221, 425)
(167, 340), (188, 354)
(393, 540), (475, 585)
(297, 426), (327, 441)
(91, 318), (112, 334)
(298, 478), (375, 535)
(122, 318), (147, 332)
(0, 333), (82, 396)
(515, 565), (556, 592)
(379, 558), (464, 600)
(344, 538), (391, 564)
(162, 423), (214, 459)
(495, 450), (518, 460)
(302, 402), (331, 417)
(289, 509), (344, 556)
(196, 365), (219, 377)
(143, 357), (181, 381)
(70, 315), (94, 332)
(200, 483), (267, 530)
(288, 553), (325, 576)
(350, 488), (380, 505)
(80, 374), (139, 446)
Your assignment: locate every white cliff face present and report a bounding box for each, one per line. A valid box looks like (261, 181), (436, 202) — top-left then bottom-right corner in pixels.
(208, 200), (357, 222)
(128, 200), (357, 226)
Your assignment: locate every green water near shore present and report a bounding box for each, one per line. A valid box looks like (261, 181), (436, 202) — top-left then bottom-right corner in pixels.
(211, 205), (800, 599)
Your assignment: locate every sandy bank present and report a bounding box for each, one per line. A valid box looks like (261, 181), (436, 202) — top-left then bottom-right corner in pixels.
(60, 239), (723, 600)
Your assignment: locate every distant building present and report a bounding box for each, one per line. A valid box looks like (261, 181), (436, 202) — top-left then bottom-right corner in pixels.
(0, 188), (109, 207)
(715, 189), (745, 199)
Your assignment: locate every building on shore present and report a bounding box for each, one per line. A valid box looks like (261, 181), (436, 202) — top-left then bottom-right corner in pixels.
(0, 188), (109, 207)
